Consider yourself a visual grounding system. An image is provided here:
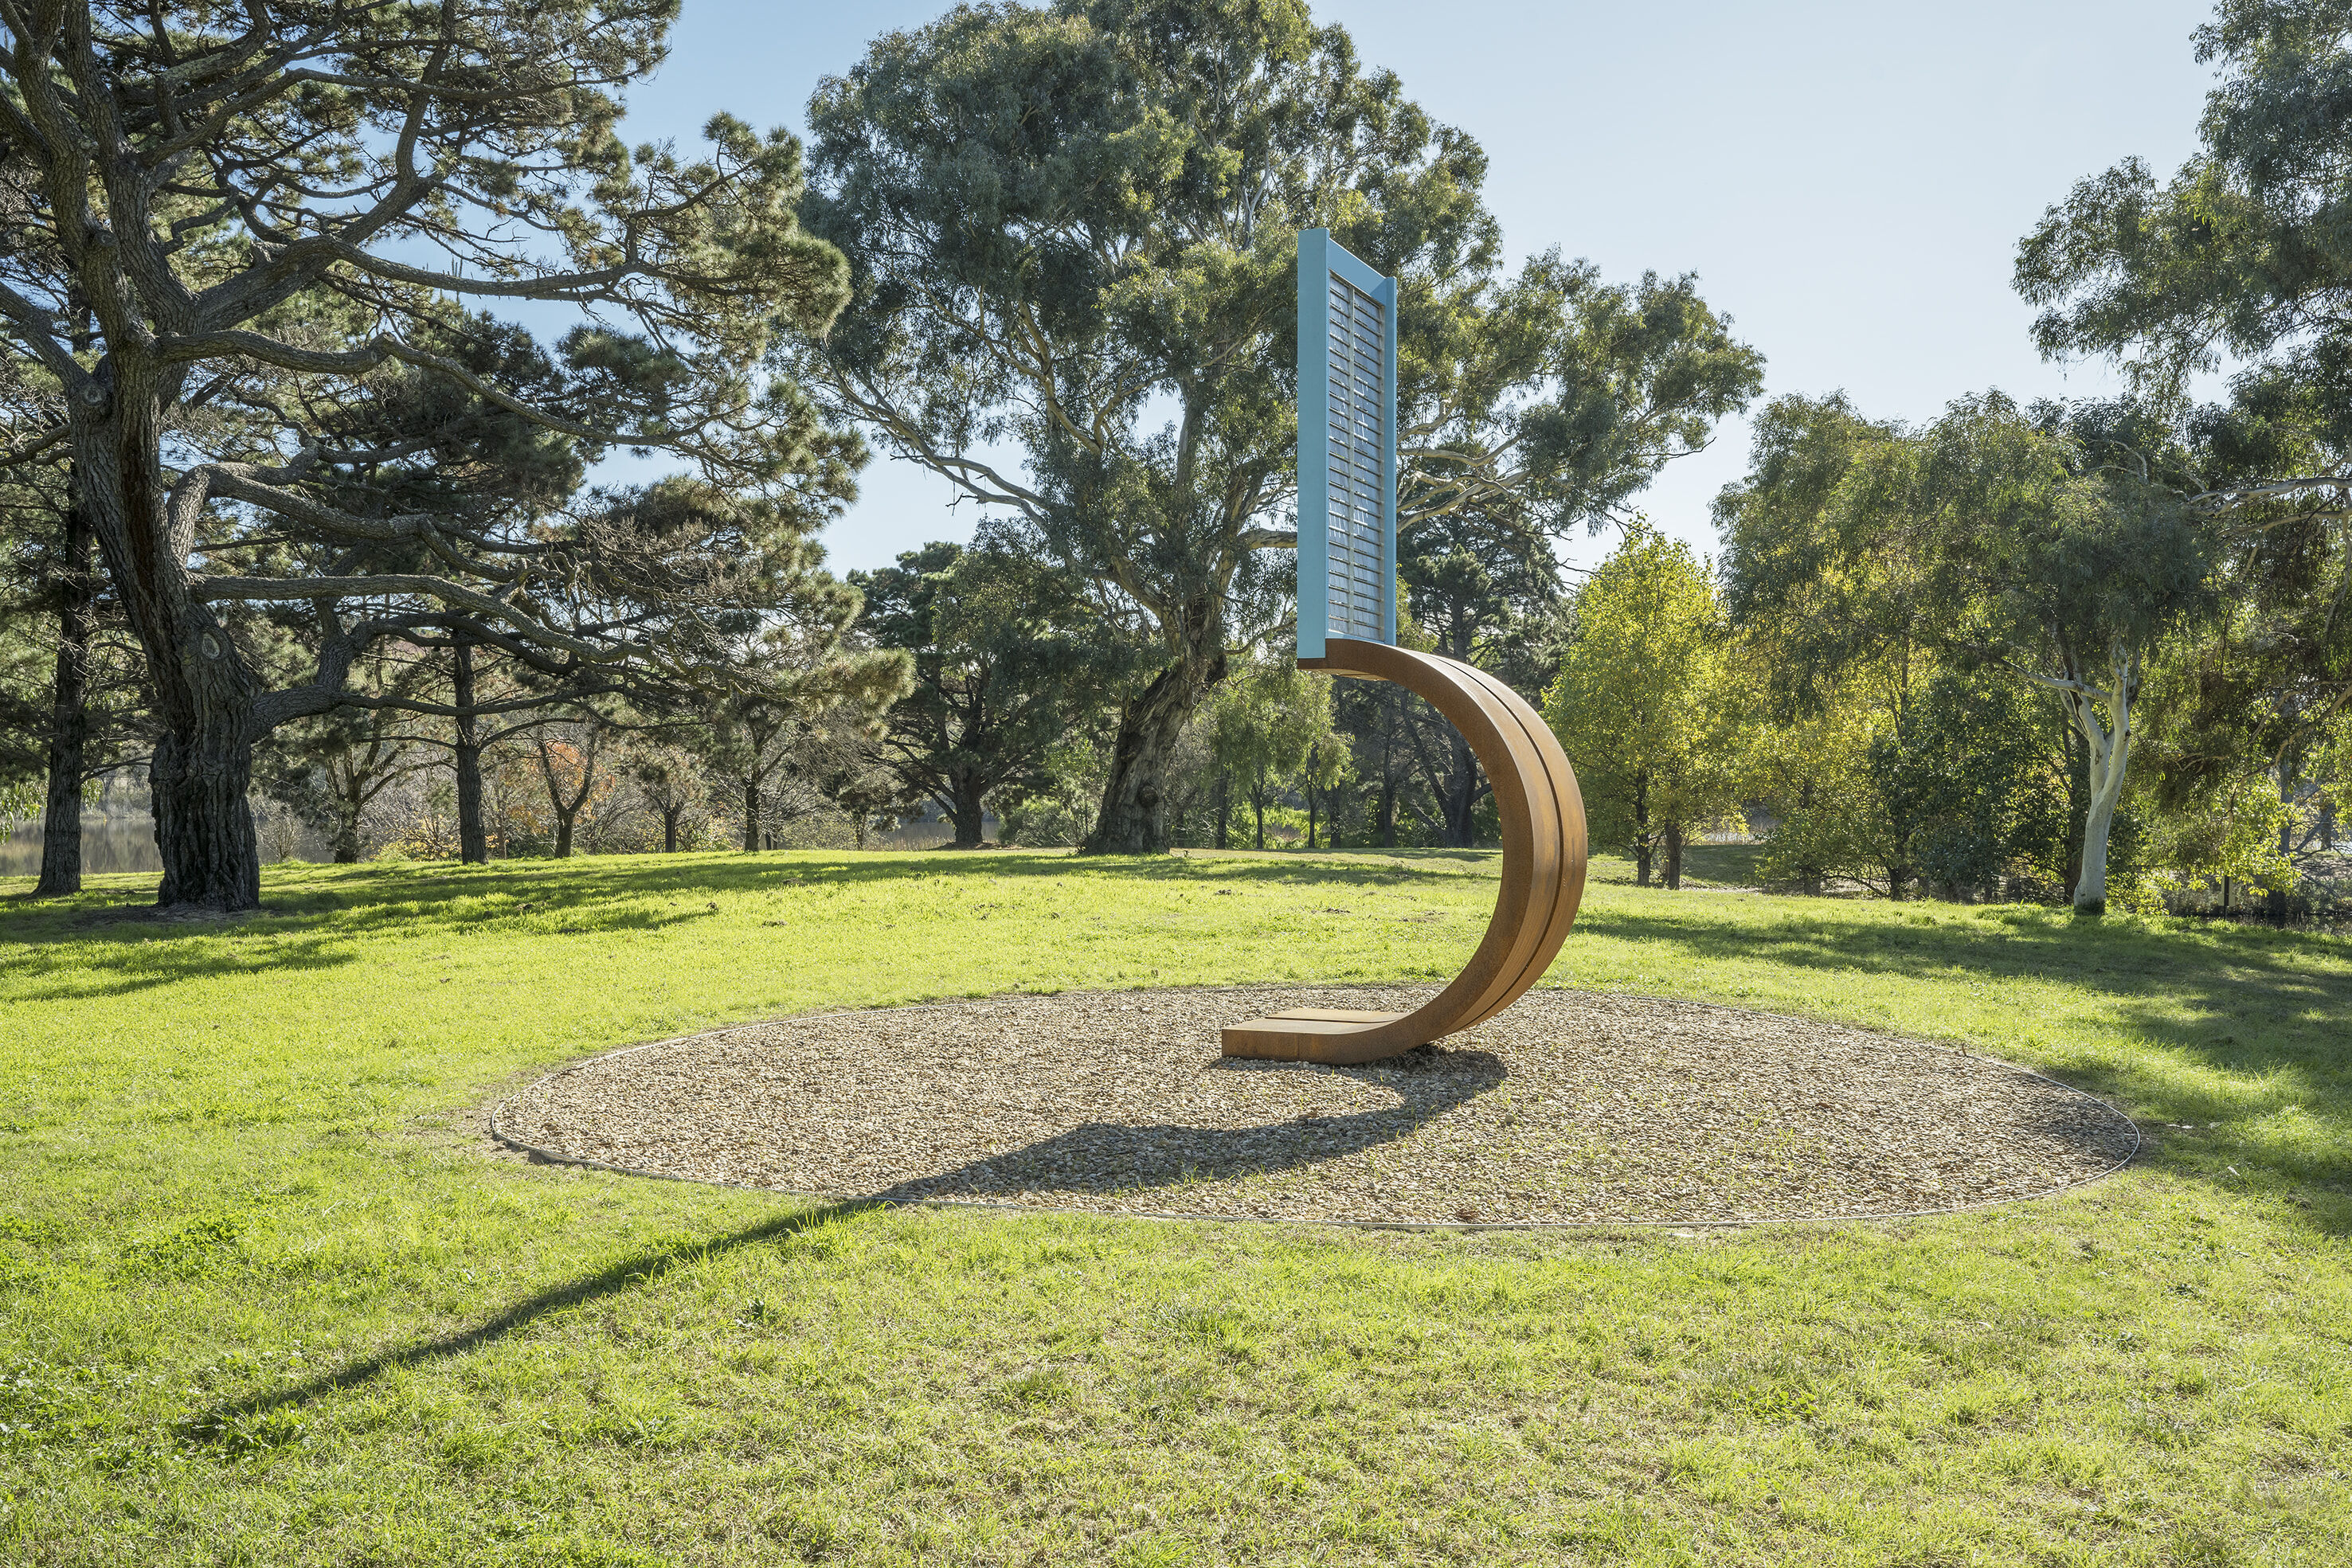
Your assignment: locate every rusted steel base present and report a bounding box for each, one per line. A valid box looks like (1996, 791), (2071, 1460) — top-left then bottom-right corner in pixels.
(1221, 639), (1587, 1066)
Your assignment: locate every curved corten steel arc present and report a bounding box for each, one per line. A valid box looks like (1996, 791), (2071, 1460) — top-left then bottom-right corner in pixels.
(1220, 637), (1588, 1065)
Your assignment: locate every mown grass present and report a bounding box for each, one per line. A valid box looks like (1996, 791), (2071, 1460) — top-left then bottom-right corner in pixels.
(1, 847), (2346, 1566)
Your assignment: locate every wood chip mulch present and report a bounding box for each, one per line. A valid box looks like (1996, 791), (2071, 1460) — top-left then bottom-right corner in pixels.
(491, 986), (2139, 1226)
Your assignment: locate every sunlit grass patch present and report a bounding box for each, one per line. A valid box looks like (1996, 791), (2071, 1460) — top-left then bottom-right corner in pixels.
(0, 849), (2346, 1563)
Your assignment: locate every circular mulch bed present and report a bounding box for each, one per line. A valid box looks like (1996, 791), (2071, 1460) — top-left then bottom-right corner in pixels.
(491, 986), (2139, 1226)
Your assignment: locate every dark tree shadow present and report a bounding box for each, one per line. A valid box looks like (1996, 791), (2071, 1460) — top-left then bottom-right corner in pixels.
(178, 1198), (879, 1449)
(182, 1043), (1506, 1448)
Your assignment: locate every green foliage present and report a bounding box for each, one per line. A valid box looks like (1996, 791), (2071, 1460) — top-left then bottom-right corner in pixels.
(855, 541), (1133, 846)
(1721, 390), (2220, 913)
(800, 0), (1758, 850)
(2144, 771), (2300, 904)
(1872, 670), (2072, 897)
(1203, 656), (1348, 850)
(999, 733), (1113, 849)
(2015, 0), (2352, 436)
(1545, 530), (1743, 884)
(1745, 688), (1884, 894)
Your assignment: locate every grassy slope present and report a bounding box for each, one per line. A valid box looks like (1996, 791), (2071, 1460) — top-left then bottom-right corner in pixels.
(0, 848), (2346, 1567)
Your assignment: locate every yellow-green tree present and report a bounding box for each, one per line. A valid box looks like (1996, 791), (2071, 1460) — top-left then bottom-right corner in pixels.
(1545, 530), (1745, 887)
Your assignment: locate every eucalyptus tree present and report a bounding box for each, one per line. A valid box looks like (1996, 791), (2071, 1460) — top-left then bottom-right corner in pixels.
(1728, 393), (2217, 914)
(2014, 0), (2352, 794)
(798, 0), (1759, 854)
(1399, 252), (1762, 545)
(0, 2), (856, 909)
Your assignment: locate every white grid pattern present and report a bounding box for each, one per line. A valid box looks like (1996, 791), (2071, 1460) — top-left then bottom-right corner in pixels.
(1324, 272), (1387, 641)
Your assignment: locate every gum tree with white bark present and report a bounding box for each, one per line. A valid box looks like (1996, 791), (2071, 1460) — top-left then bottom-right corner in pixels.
(1815, 393), (2220, 916)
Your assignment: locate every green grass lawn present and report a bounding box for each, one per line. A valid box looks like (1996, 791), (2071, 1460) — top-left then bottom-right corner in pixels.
(1, 847), (2346, 1566)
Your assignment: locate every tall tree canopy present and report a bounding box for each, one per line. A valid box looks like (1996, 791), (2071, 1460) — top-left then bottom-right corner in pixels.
(2015, 0), (2352, 823)
(1723, 392), (2218, 914)
(0, 1), (856, 909)
(797, 0), (1759, 854)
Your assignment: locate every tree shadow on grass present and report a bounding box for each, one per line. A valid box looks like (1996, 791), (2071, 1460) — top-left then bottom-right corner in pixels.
(177, 1197), (882, 1452)
(183, 1042), (1505, 1450)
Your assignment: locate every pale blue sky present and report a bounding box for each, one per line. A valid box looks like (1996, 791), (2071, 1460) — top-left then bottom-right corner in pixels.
(612, 1), (2218, 574)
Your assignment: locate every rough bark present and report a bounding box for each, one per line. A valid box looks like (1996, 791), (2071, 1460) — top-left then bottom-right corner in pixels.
(1086, 647), (1226, 855)
(949, 772), (987, 848)
(34, 495), (94, 897)
(661, 805), (683, 854)
(76, 389), (265, 910)
(452, 643), (488, 865)
(1664, 822), (1685, 891)
(743, 780), (761, 851)
(329, 792), (362, 863)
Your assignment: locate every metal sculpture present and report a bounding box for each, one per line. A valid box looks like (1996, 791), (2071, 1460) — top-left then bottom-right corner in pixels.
(1219, 233), (1588, 1064)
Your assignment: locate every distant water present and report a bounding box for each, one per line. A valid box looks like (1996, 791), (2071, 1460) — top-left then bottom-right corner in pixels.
(3, 804), (996, 878)
(1, 815), (165, 878)
(1, 813), (335, 878)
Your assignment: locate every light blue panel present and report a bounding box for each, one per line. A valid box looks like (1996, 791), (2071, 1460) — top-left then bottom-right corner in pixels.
(1378, 268), (1398, 646)
(1296, 229), (1397, 658)
(1297, 229), (1332, 660)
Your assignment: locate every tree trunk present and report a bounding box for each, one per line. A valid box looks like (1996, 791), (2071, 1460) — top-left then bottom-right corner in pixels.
(1307, 780), (1319, 850)
(1214, 771), (1230, 850)
(452, 642), (487, 865)
(743, 780), (761, 851)
(949, 772), (987, 848)
(77, 394), (264, 911)
(148, 698), (262, 911)
(1440, 729), (1480, 848)
(1664, 823), (1685, 891)
(2268, 757), (2296, 919)
(553, 809), (575, 858)
(1378, 776), (1396, 847)
(1252, 785), (1266, 850)
(34, 494), (94, 897)
(2075, 785), (2120, 917)
(2066, 675), (2134, 918)
(663, 805), (683, 854)
(1633, 777), (1652, 887)
(331, 794), (362, 864)
(1085, 649), (1224, 855)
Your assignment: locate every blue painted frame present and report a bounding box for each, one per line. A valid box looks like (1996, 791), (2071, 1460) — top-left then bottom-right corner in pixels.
(1296, 229), (1399, 659)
